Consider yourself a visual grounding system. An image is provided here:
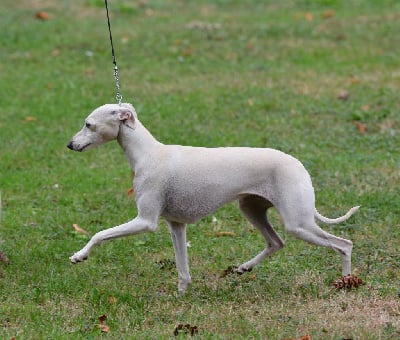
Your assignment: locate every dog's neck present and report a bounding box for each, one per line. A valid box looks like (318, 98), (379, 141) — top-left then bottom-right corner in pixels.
(117, 119), (161, 171)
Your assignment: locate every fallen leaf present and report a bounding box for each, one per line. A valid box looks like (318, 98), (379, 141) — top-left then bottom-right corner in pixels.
(155, 259), (175, 270)
(304, 12), (313, 21)
(108, 296), (118, 304)
(98, 314), (110, 331)
(321, 10), (335, 19)
(361, 104), (370, 111)
(349, 77), (359, 84)
(0, 251), (10, 264)
(73, 223), (90, 236)
(127, 188), (135, 196)
(51, 49), (60, 57)
(248, 274), (257, 280)
(99, 324), (110, 333)
(173, 323), (198, 336)
(337, 90), (350, 101)
(282, 335), (312, 340)
(181, 47), (194, 57)
(215, 231), (236, 237)
(35, 11), (49, 20)
(98, 314), (107, 323)
(85, 69), (95, 77)
(355, 121), (366, 134)
(220, 265), (238, 277)
(25, 116), (36, 122)
(335, 33), (347, 41)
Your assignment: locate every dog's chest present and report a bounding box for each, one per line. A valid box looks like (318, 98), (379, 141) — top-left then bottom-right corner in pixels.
(160, 180), (235, 224)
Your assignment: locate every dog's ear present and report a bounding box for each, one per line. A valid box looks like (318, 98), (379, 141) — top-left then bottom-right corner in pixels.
(117, 108), (135, 129)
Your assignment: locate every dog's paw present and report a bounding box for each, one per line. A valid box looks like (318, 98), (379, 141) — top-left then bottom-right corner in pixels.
(236, 265), (252, 275)
(69, 250), (88, 264)
(220, 265), (252, 277)
(177, 279), (191, 295)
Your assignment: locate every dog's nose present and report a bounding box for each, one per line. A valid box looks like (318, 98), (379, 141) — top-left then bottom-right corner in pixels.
(67, 141), (74, 150)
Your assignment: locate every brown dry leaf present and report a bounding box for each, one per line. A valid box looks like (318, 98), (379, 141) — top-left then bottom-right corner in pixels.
(321, 10), (335, 19)
(127, 187), (135, 196)
(35, 11), (49, 20)
(361, 104), (370, 111)
(355, 121), (366, 134)
(349, 77), (360, 84)
(108, 295), (118, 304)
(99, 324), (110, 333)
(283, 335), (312, 340)
(248, 274), (257, 280)
(215, 231), (236, 237)
(220, 265), (238, 277)
(304, 12), (313, 21)
(98, 314), (109, 332)
(98, 314), (107, 323)
(337, 90), (350, 101)
(181, 47), (194, 57)
(0, 251), (10, 264)
(85, 69), (94, 77)
(25, 116), (36, 122)
(73, 223), (90, 236)
(173, 323), (198, 336)
(335, 33), (347, 41)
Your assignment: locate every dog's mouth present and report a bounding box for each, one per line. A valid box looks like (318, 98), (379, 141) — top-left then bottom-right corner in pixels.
(77, 143), (91, 152)
(67, 141), (91, 152)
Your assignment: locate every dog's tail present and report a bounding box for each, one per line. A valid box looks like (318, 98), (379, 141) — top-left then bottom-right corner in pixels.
(314, 206), (360, 224)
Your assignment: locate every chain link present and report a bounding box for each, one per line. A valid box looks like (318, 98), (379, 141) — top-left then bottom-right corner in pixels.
(105, 0), (123, 106)
(114, 66), (122, 105)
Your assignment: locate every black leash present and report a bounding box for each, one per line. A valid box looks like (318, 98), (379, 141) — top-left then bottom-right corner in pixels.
(104, 0), (123, 105)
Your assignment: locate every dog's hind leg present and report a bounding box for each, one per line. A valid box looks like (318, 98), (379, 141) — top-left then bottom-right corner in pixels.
(167, 221), (191, 294)
(236, 195), (285, 274)
(283, 215), (353, 275)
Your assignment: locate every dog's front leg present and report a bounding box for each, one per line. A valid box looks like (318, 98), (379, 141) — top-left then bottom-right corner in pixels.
(70, 215), (158, 263)
(167, 221), (191, 294)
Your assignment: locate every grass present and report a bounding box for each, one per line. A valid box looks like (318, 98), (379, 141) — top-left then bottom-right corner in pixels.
(0, 0), (399, 338)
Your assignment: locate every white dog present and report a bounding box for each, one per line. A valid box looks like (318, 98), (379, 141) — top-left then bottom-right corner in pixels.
(67, 103), (359, 293)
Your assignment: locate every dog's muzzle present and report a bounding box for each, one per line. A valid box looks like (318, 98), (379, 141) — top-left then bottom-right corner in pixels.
(67, 141), (90, 152)
(67, 141), (74, 150)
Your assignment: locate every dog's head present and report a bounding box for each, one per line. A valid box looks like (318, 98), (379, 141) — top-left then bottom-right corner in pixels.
(67, 103), (136, 152)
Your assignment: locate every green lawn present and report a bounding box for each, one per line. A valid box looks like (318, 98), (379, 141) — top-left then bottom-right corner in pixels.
(0, 0), (399, 338)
